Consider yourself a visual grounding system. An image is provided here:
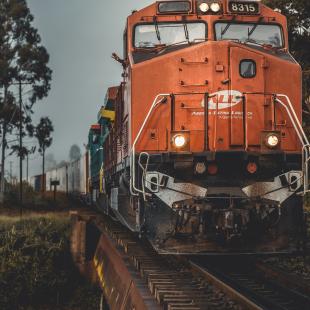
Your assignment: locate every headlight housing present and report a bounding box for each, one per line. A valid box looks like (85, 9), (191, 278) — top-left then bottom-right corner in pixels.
(171, 131), (190, 151)
(173, 134), (186, 148)
(265, 134), (280, 148)
(199, 2), (209, 13)
(197, 1), (221, 14)
(210, 2), (221, 12)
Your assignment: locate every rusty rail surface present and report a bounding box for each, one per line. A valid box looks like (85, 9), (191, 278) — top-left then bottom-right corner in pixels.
(190, 257), (310, 310)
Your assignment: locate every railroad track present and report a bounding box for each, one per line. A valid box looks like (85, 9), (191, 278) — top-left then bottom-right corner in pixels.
(99, 217), (243, 310)
(190, 257), (310, 310)
(72, 211), (310, 310)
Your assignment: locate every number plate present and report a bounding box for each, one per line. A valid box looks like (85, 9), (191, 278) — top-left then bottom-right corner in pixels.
(228, 1), (260, 14)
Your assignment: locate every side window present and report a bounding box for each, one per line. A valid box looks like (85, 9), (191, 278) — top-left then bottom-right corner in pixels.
(123, 28), (128, 59)
(240, 60), (256, 78)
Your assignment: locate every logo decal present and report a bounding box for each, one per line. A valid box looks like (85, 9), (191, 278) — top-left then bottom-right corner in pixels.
(201, 90), (243, 110)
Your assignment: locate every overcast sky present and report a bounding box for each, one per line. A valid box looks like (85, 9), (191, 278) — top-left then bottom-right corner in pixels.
(17, 0), (154, 177)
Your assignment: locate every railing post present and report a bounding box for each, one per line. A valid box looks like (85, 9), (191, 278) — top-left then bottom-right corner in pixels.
(204, 92), (209, 151)
(170, 94), (175, 132)
(272, 94), (277, 131)
(242, 95), (247, 149)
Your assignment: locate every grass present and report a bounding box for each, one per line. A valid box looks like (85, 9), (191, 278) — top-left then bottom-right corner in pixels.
(0, 212), (69, 222)
(0, 213), (101, 310)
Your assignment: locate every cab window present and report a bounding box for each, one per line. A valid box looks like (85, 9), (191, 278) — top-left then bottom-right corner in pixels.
(215, 22), (283, 48)
(134, 22), (207, 48)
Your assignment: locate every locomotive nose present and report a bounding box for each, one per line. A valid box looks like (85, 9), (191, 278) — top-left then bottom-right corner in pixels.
(226, 42), (301, 153)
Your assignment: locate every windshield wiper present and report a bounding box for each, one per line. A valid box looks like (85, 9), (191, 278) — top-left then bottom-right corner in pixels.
(248, 24), (258, 38)
(182, 17), (189, 42)
(153, 16), (161, 42)
(221, 23), (232, 38)
(248, 18), (263, 38)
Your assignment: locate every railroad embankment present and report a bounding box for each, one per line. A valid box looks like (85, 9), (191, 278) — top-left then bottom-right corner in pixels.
(0, 203), (101, 310)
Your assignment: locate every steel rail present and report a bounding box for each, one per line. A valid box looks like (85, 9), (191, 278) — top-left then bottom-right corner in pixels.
(190, 261), (263, 310)
(190, 258), (310, 310)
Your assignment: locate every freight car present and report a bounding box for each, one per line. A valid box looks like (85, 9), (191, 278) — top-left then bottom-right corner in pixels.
(45, 166), (67, 192)
(32, 153), (90, 202)
(30, 174), (45, 192)
(67, 153), (89, 196)
(88, 88), (117, 201)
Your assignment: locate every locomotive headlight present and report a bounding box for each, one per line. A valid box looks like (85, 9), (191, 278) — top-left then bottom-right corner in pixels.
(199, 2), (209, 12)
(210, 2), (221, 12)
(266, 134), (280, 148)
(173, 134), (186, 148)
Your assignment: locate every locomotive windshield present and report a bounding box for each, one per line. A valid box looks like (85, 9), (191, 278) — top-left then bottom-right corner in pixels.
(134, 22), (207, 48)
(215, 22), (283, 48)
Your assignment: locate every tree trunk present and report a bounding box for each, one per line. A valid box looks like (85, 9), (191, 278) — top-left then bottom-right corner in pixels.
(0, 123), (7, 203)
(0, 86), (8, 204)
(19, 80), (23, 207)
(42, 147), (45, 194)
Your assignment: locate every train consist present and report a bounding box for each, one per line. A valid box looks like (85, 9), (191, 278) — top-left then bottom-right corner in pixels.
(35, 0), (309, 254)
(30, 153), (89, 197)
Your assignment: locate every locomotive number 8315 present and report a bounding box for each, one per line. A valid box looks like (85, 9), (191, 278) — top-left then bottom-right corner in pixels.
(87, 0), (308, 255)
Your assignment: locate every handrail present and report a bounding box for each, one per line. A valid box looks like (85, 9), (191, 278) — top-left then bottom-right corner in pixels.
(275, 94), (309, 145)
(130, 92), (310, 196)
(131, 92), (209, 196)
(274, 98), (306, 146)
(130, 94), (170, 196)
(242, 95), (248, 150)
(274, 94), (310, 194)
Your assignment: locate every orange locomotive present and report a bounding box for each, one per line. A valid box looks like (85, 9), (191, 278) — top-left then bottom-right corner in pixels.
(101, 0), (309, 254)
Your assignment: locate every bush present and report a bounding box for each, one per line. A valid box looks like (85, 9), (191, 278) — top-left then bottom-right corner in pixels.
(0, 216), (101, 310)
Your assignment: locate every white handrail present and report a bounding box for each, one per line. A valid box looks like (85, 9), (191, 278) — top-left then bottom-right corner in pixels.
(275, 94), (310, 194)
(275, 98), (306, 146)
(130, 94), (170, 196)
(276, 94), (309, 144)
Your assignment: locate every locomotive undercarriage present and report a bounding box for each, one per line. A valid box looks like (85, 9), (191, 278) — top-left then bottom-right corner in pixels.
(102, 153), (306, 254)
(143, 175), (304, 254)
(143, 189), (304, 254)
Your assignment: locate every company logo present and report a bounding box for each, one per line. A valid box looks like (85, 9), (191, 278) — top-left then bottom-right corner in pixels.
(201, 90), (243, 110)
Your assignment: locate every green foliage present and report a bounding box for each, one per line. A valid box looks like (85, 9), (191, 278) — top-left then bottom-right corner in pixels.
(35, 117), (54, 182)
(263, 0), (310, 101)
(0, 0), (52, 179)
(0, 0), (52, 102)
(0, 217), (101, 310)
(5, 181), (36, 204)
(35, 117), (53, 156)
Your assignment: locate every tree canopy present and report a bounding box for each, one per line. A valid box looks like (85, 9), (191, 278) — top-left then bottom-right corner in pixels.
(0, 0), (52, 100)
(0, 0), (52, 157)
(263, 0), (310, 101)
(35, 117), (53, 156)
(35, 117), (53, 191)
(0, 0), (52, 198)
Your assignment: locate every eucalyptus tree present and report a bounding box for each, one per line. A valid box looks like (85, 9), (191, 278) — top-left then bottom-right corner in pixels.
(0, 0), (52, 202)
(35, 117), (54, 192)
